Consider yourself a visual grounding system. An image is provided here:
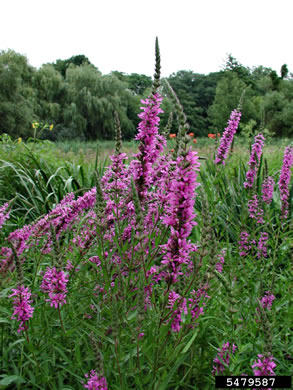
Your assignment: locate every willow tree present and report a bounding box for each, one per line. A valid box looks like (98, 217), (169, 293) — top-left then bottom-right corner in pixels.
(63, 63), (135, 140)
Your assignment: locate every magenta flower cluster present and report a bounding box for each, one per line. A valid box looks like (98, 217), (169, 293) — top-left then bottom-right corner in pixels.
(260, 291), (275, 310)
(9, 285), (34, 333)
(262, 176), (274, 204)
(238, 231), (269, 258)
(40, 267), (69, 308)
(244, 133), (265, 189)
(252, 354), (276, 376)
(83, 370), (108, 390)
(212, 342), (237, 375)
(278, 146), (293, 219)
(214, 109), (241, 165)
(0, 202), (10, 230)
(167, 287), (209, 332)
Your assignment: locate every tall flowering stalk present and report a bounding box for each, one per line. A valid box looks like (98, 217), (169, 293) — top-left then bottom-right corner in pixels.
(131, 37), (165, 199)
(262, 176), (274, 204)
(278, 146), (293, 219)
(161, 149), (200, 283)
(244, 133), (265, 188)
(9, 285), (34, 333)
(214, 109), (242, 165)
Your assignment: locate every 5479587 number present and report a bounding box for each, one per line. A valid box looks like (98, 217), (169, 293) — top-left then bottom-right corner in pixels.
(215, 375), (292, 388)
(226, 377), (274, 387)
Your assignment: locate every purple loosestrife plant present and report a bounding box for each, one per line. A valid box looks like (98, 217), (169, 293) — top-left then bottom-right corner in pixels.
(278, 146), (293, 219)
(214, 109), (241, 165)
(9, 285), (34, 333)
(262, 176), (274, 204)
(161, 148), (200, 284)
(83, 370), (108, 390)
(212, 342), (237, 375)
(244, 133), (265, 189)
(40, 267), (69, 308)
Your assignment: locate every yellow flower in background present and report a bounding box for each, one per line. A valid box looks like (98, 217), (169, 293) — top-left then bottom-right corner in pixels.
(17, 137), (22, 144)
(49, 124), (54, 131)
(32, 122), (39, 129)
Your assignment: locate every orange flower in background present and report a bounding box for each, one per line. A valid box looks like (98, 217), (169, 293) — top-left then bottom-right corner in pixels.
(188, 132), (194, 137)
(208, 133), (216, 139)
(217, 133), (221, 137)
(193, 138), (197, 144)
(169, 133), (176, 139)
(170, 148), (175, 152)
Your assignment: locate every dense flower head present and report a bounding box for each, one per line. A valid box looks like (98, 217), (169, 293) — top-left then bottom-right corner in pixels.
(83, 370), (107, 390)
(278, 146), (293, 219)
(9, 285), (34, 333)
(212, 342), (237, 375)
(214, 109), (241, 165)
(262, 176), (274, 204)
(244, 133), (265, 188)
(260, 291), (275, 310)
(248, 195), (264, 224)
(252, 354), (276, 376)
(40, 267), (69, 308)
(257, 232), (269, 258)
(0, 202), (10, 230)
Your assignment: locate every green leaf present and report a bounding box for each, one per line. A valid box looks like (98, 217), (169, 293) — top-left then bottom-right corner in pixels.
(0, 375), (26, 385)
(181, 328), (199, 354)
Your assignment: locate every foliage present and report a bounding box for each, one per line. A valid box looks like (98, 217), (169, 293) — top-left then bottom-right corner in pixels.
(0, 50), (35, 138)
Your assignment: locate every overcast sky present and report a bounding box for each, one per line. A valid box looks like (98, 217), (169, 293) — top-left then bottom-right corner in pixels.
(1, 0), (293, 77)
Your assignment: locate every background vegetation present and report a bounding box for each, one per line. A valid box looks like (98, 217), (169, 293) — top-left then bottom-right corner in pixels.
(1, 50), (293, 141)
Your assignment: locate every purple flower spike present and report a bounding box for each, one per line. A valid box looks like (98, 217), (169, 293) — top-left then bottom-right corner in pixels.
(262, 176), (274, 204)
(244, 133), (265, 189)
(214, 109), (241, 165)
(278, 146), (293, 219)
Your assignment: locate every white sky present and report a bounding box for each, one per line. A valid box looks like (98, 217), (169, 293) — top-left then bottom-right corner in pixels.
(1, 0), (293, 77)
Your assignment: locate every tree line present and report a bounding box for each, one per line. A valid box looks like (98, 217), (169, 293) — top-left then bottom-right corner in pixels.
(0, 50), (292, 141)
